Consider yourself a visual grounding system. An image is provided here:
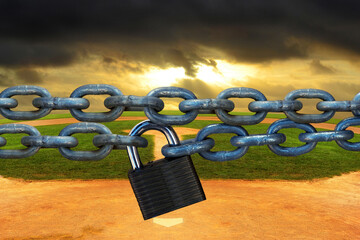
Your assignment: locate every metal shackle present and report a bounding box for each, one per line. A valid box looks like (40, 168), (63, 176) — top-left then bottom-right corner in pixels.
(127, 120), (180, 170)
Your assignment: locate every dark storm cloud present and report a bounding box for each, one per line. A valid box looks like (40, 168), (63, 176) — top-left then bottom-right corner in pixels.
(173, 79), (218, 99)
(165, 50), (196, 77)
(319, 81), (360, 100)
(232, 77), (297, 100)
(101, 55), (144, 74)
(15, 69), (43, 83)
(103, 56), (117, 65)
(0, 73), (10, 86)
(309, 60), (336, 75)
(0, 0), (359, 73)
(0, 68), (44, 87)
(0, 41), (77, 68)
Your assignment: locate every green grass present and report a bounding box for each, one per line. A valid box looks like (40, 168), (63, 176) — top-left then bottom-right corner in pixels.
(0, 111), (148, 124)
(0, 110), (287, 122)
(0, 109), (349, 126)
(0, 118), (360, 180)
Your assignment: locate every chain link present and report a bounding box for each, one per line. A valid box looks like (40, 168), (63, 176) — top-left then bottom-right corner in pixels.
(230, 133), (286, 147)
(0, 124), (41, 158)
(215, 87), (267, 125)
(1, 85), (360, 161)
(104, 95), (164, 112)
(179, 99), (235, 113)
(144, 87), (198, 125)
(162, 138), (215, 158)
(298, 130), (354, 143)
(267, 119), (317, 156)
(335, 117), (360, 151)
(58, 122), (114, 161)
(0, 85), (52, 120)
(248, 100), (302, 112)
(1, 85), (360, 125)
(0, 98), (18, 108)
(195, 123), (250, 161)
(0, 117), (358, 161)
(93, 134), (148, 149)
(284, 89), (335, 123)
(22, 135), (79, 148)
(69, 84), (124, 122)
(33, 97), (90, 110)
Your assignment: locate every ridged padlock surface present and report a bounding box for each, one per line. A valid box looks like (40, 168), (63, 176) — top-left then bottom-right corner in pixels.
(128, 155), (206, 220)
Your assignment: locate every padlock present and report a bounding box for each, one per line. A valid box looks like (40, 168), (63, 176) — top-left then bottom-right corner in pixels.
(127, 120), (206, 220)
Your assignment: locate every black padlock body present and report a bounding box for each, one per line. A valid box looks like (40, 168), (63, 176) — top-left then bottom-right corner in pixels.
(128, 155), (206, 220)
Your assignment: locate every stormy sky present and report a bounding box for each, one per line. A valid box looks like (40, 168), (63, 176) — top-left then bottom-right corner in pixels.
(0, 0), (359, 113)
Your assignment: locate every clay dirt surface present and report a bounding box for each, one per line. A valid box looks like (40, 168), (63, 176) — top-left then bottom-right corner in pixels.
(1, 173), (360, 240)
(1, 117), (360, 239)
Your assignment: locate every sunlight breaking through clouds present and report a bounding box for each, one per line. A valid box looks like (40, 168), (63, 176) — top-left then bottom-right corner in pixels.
(139, 60), (258, 89)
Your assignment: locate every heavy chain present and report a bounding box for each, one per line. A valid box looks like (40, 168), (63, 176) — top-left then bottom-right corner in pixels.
(0, 84), (360, 161)
(0, 117), (358, 161)
(2, 84), (360, 124)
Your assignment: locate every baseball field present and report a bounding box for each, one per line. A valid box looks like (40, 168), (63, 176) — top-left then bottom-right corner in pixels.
(1, 112), (360, 239)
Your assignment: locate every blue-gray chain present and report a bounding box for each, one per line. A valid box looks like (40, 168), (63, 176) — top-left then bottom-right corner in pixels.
(0, 84), (360, 161)
(2, 84), (360, 124)
(0, 118), (358, 161)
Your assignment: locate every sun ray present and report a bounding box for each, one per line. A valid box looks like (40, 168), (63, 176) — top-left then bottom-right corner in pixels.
(196, 60), (258, 86)
(144, 67), (186, 87)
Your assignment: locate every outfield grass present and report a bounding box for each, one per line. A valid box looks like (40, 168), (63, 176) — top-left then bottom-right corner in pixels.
(0, 110), (288, 124)
(0, 109), (349, 125)
(0, 111), (146, 124)
(0, 117), (359, 180)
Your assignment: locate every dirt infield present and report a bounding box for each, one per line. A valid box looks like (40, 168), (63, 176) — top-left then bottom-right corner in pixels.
(1, 117), (360, 239)
(1, 173), (360, 240)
